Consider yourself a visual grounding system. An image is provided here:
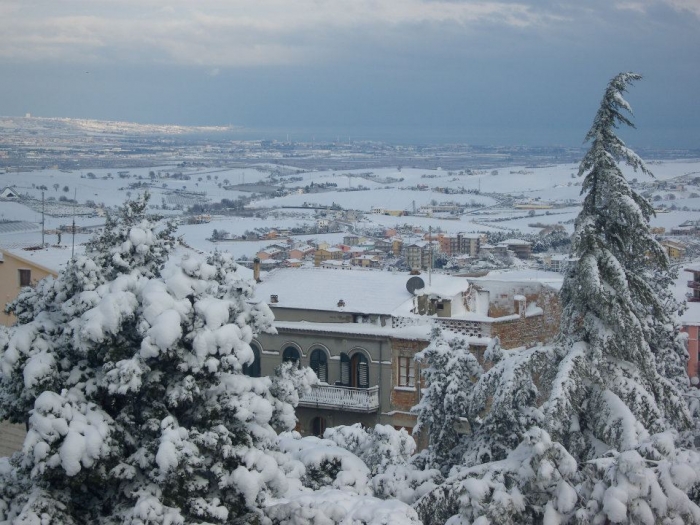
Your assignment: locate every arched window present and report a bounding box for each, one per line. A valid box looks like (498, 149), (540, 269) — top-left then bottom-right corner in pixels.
(351, 353), (369, 388)
(283, 346), (300, 365)
(311, 416), (327, 437)
(309, 349), (328, 383)
(243, 342), (261, 377)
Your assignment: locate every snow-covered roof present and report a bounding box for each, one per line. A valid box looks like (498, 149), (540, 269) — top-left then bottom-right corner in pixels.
(469, 269), (565, 292)
(499, 238), (532, 246)
(273, 320), (431, 341)
(253, 268), (471, 315)
(3, 245), (82, 274)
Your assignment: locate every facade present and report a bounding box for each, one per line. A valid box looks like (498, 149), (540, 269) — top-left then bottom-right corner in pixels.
(661, 240), (686, 260)
(404, 242), (435, 271)
(343, 235), (360, 246)
(0, 248), (63, 457)
(250, 267), (563, 436)
(289, 245), (315, 260)
(498, 239), (532, 259)
(0, 249), (59, 326)
(439, 233), (481, 257)
(683, 266), (700, 382)
(314, 247), (344, 266)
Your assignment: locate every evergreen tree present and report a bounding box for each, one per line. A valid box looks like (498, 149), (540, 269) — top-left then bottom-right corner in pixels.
(550, 72), (692, 456)
(413, 331), (483, 475)
(415, 73), (700, 524)
(0, 196), (305, 524)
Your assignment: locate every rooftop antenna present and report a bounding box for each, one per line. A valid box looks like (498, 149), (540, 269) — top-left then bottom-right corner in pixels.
(41, 191), (45, 247)
(71, 189), (76, 260)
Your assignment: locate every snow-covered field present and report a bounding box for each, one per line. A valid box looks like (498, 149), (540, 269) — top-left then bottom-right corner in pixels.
(2, 158), (700, 257)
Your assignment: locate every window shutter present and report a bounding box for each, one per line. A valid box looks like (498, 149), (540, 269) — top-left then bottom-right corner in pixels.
(340, 354), (350, 385)
(358, 361), (369, 388)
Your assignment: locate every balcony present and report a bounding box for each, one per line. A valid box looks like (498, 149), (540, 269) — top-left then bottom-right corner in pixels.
(688, 281), (700, 290)
(299, 385), (380, 413)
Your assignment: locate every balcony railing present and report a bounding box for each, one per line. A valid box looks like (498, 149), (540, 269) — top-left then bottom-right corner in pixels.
(299, 385), (380, 413)
(688, 281), (700, 290)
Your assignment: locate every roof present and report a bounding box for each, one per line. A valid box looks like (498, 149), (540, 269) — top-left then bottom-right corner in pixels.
(2, 246), (81, 274)
(274, 320), (431, 341)
(470, 269), (565, 292)
(499, 239), (532, 246)
(253, 268), (471, 315)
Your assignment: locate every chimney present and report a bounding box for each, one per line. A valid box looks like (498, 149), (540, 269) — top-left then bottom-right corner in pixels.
(270, 294), (279, 304)
(337, 299), (345, 307)
(253, 257), (261, 283)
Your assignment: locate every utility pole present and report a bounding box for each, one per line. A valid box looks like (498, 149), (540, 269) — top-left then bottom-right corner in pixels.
(428, 225), (432, 286)
(71, 189), (76, 260)
(41, 191), (45, 247)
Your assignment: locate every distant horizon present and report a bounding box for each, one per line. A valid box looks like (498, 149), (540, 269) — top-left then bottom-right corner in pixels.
(5, 113), (699, 155)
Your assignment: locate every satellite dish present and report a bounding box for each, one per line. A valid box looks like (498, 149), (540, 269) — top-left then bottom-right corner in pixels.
(406, 276), (425, 295)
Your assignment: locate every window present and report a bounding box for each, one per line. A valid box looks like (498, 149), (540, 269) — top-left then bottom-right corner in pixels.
(311, 416), (327, 437)
(398, 357), (415, 387)
(243, 343), (261, 377)
(350, 353), (369, 388)
(340, 352), (369, 388)
(18, 269), (31, 287)
(282, 346), (300, 365)
(309, 349), (328, 383)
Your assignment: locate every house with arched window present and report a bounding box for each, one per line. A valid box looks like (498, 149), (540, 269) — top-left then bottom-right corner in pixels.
(249, 267), (563, 436)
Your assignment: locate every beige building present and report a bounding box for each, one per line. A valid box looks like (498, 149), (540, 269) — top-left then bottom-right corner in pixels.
(0, 247), (70, 457)
(0, 249), (59, 326)
(0, 249), (58, 457)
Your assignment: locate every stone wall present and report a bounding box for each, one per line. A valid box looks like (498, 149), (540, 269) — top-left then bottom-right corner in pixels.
(490, 289), (561, 349)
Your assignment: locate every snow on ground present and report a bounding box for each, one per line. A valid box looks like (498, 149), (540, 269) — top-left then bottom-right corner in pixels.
(3, 159), (700, 255)
(254, 188), (496, 213)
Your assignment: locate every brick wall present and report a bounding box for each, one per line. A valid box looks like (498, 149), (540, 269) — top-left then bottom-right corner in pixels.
(490, 290), (561, 349)
(389, 338), (428, 414)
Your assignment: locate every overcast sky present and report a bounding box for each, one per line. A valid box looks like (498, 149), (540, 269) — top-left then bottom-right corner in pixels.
(0, 0), (698, 147)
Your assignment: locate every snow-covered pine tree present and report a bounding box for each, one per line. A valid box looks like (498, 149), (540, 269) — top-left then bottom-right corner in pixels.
(550, 72), (692, 457)
(0, 196), (306, 524)
(415, 73), (700, 524)
(412, 330), (483, 475)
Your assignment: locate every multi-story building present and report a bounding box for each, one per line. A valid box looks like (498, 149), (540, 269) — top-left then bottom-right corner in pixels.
(439, 233), (482, 257)
(404, 242), (436, 271)
(498, 239), (532, 259)
(249, 267), (563, 436)
(682, 266), (700, 383)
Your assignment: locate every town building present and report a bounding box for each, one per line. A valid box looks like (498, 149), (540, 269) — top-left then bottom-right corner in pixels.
(679, 265), (700, 383)
(249, 267), (563, 436)
(0, 187), (20, 200)
(404, 241), (435, 271)
(661, 240), (687, 260)
(0, 246), (74, 457)
(314, 247), (344, 266)
(438, 233), (482, 257)
(498, 239), (532, 259)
